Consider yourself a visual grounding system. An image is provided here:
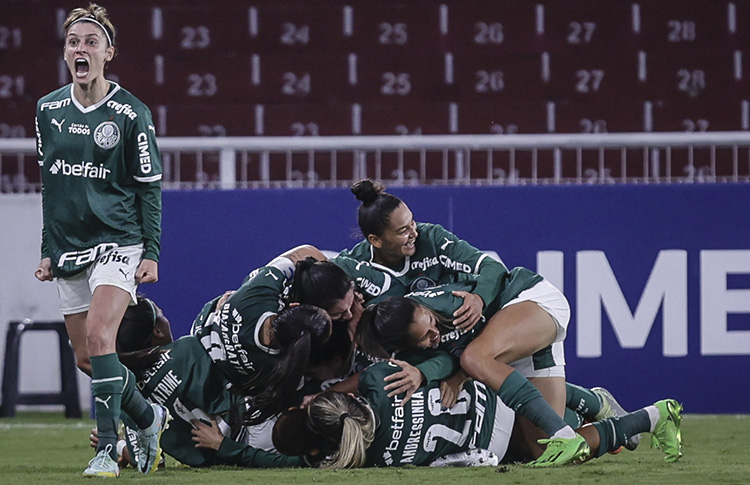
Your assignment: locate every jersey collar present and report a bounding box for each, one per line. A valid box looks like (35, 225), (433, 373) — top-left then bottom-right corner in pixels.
(69, 81), (121, 114)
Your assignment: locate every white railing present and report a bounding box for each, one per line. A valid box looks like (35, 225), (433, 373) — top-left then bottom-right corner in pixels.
(2, 132), (749, 192)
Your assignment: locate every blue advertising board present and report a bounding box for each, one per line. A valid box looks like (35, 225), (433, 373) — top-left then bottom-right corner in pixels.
(147, 183), (750, 413)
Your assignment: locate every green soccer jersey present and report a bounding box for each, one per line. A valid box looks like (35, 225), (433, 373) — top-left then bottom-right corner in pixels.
(35, 82), (162, 277)
(195, 265), (287, 388)
(333, 223), (507, 306)
(135, 335), (237, 467)
(133, 335), (301, 468)
(404, 268), (544, 356)
(359, 359), (497, 467)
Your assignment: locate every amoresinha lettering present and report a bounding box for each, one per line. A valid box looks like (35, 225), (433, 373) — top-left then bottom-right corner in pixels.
(384, 391), (426, 464)
(410, 255), (472, 273)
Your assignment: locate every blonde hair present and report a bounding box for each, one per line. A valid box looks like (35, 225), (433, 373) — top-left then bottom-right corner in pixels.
(307, 391), (376, 469)
(63, 3), (116, 48)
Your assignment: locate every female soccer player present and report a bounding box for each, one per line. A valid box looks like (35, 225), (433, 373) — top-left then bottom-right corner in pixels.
(271, 360), (683, 468)
(333, 180), (584, 464)
(116, 295), (173, 353)
(34, 4), (165, 477)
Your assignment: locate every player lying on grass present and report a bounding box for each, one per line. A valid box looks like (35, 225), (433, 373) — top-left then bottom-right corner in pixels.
(270, 358), (683, 468)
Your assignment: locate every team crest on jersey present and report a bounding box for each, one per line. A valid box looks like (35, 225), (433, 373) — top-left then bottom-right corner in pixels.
(93, 121), (120, 149)
(410, 276), (436, 292)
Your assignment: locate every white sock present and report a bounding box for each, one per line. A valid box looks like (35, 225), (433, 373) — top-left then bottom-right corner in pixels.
(645, 405), (660, 432)
(550, 425), (577, 439)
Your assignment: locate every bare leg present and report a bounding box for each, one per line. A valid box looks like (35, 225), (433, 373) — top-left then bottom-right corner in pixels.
(460, 301), (565, 459)
(86, 285), (130, 358)
(64, 312), (91, 375)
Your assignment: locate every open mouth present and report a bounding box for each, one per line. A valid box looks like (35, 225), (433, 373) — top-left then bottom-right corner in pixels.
(75, 58), (90, 77)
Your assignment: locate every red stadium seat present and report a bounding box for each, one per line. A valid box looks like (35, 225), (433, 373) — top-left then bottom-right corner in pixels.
(447, 54), (545, 104)
(440, 1), (538, 55)
(149, 4), (252, 53)
(453, 101), (548, 134)
(341, 3), (441, 57)
(356, 102), (454, 135)
(158, 103), (255, 137)
(538, 1), (636, 54)
(551, 99), (647, 133)
(636, 51), (743, 102)
(634, 1), (735, 53)
(255, 103), (353, 136)
(245, 53), (354, 104)
(243, 3), (346, 53)
(648, 98), (746, 132)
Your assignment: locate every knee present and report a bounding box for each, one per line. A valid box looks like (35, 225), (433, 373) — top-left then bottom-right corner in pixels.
(460, 346), (486, 380)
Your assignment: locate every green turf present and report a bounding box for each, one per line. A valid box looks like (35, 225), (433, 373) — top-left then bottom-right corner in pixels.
(1, 413), (749, 484)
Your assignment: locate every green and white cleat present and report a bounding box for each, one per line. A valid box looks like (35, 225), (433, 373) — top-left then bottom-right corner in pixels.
(592, 387), (641, 451)
(82, 444), (119, 478)
(651, 399), (683, 463)
(526, 434), (590, 467)
(135, 403), (171, 474)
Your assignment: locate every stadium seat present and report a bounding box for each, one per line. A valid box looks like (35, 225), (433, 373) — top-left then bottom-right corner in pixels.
(448, 54), (545, 104)
(538, 1), (635, 54)
(440, 1), (538, 55)
(341, 3), (440, 56)
(452, 101), (548, 134)
(255, 102), (353, 136)
(245, 53), (354, 104)
(0, 320), (81, 418)
(356, 101), (454, 135)
(159, 103), (255, 136)
(551, 99), (646, 133)
(150, 3), (251, 53)
(243, 3), (345, 53)
(648, 98), (746, 132)
(636, 51), (743, 102)
(634, 1), (734, 53)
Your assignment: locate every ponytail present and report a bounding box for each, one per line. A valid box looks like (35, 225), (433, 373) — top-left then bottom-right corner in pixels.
(239, 304), (332, 425)
(351, 179), (404, 238)
(307, 391), (375, 469)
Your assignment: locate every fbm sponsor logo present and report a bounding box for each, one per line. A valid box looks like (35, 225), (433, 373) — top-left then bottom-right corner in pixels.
(40, 98), (71, 111)
(49, 159), (111, 179)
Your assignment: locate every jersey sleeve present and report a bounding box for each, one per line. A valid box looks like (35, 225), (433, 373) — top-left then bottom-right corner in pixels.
(331, 255), (396, 302)
(399, 349), (459, 384)
(428, 224), (508, 307)
(229, 266), (286, 318)
(35, 111), (50, 260)
(215, 438), (304, 468)
(130, 108), (162, 262)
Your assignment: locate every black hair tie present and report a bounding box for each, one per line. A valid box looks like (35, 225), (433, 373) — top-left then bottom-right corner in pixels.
(339, 412), (350, 425)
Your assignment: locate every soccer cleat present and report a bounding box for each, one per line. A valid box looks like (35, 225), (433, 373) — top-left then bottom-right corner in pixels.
(591, 387), (641, 451)
(135, 403), (171, 474)
(526, 434), (590, 467)
(429, 448), (500, 467)
(82, 444), (120, 478)
(651, 399), (683, 463)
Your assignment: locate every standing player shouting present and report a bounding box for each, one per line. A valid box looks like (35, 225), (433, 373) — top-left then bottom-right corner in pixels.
(34, 3), (167, 477)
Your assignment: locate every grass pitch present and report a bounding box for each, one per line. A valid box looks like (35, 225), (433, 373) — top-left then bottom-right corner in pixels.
(1, 412), (748, 484)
